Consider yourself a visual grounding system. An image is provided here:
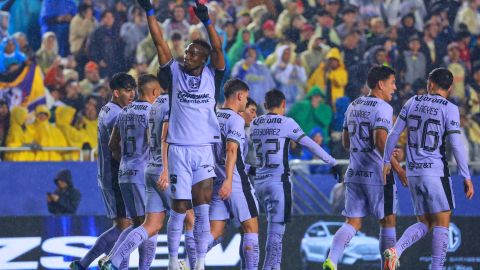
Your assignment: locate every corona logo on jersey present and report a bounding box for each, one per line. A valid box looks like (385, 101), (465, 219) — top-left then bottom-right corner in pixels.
(0, 234), (241, 269)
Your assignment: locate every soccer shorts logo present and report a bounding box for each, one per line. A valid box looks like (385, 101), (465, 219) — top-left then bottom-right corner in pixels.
(170, 174), (177, 184)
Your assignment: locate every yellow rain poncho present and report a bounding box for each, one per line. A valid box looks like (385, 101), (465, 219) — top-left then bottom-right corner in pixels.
(5, 106), (35, 161)
(30, 105), (67, 161)
(55, 106), (88, 160)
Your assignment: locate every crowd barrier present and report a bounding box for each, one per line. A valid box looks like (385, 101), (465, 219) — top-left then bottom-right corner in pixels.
(0, 215), (479, 270)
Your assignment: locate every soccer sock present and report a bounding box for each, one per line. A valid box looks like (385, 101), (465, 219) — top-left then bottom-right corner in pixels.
(193, 204), (210, 269)
(240, 233), (246, 270)
(79, 226), (121, 268)
(167, 210), (186, 268)
(395, 222), (428, 257)
(185, 230), (197, 268)
(243, 233), (259, 270)
(207, 234), (224, 251)
(110, 226), (148, 267)
(380, 227), (397, 267)
(263, 222), (285, 270)
(108, 225), (133, 257)
(138, 234), (158, 270)
(431, 226), (448, 270)
(327, 223), (356, 265)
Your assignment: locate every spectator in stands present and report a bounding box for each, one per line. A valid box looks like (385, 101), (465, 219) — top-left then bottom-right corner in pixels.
(301, 127), (332, 174)
(112, 0), (128, 33)
(397, 35), (427, 85)
(314, 10), (340, 46)
(283, 14), (306, 44)
(228, 29), (254, 72)
(0, 99), (9, 160)
(340, 31), (362, 69)
(275, 0), (298, 39)
(231, 45), (275, 108)
(36, 32), (59, 74)
(12, 32), (34, 60)
(30, 105), (67, 161)
(454, 0), (480, 35)
(467, 65), (480, 115)
(4, 106), (35, 161)
(162, 5), (190, 41)
(255, 20), (279, 60)
(63, 79), (85, 113)
(335, 6), (358, 40)
(295, 23), (314, 53)
(366, 17), (386, 49)
(39, 0), (76, 57)
(247, 5), (268, 41)
(69, 2), (97, 72)
(444, 42), (467, 102)
(224, 20), (237, 52)
(397, 13), (422, 52)
(288, 85), (333, 144)
(79, 61), (104, 97)
(271, 45), (307, 108)
(421, 20), (442, 72)
(307, 47), (348, 106)
(120, 5), (148, 67)
(55, 105), (89, 160)
(330, 96), (350, 159)
(88, 10), (125, 78)
(47, 169), (81, 215)
(80, 96), (98, 151)
(300, 34), (330, 77)
(0, 11), (9, 39)
(0, 37), (26, 75)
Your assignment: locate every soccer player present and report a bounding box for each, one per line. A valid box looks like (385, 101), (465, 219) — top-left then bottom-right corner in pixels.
(209, 79), (260, 269)
(137, 0), (225, 269)
(103, 74), (161, 270)
(322, 65), (406, 270)
(241, 98), (259, 178)
(69, 73), (135, 270)
(251, 89), (342, 270)
(382, 68), (474, 270)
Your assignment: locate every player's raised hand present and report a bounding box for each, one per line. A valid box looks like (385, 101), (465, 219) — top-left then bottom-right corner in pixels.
(330, 164), (344, 183)
(137, 0), (153, 12)
(193, 0), (210, 24)
(464, 179), (474, 199)
(219, 179), (232, 200)
(157, 169), (169, 191)
(383, 163), (391, 185)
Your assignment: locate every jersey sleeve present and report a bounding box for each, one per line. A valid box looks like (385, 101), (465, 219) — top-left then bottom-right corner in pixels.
(226, 117), (245, 145)
(286, 118), (306, 142)
(398, 96), (414, 121)
(343, 104), (351, 130)
(373, 103), (393, 131)
(159, 60), (177, 95)
(106, 110), (119, 130)
(445, 104), (461, 135)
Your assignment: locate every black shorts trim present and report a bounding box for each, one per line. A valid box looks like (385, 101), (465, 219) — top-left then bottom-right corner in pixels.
(383, 172), (395, 217)
(441, 176), (454, 210)
(111, 159), (127, 218)
(281, 173), (292, 223)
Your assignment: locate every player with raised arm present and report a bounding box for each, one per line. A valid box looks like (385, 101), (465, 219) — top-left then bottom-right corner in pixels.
(102, 74), (161, 270)
(137, 0), (226, 269)
(382, 68), (474, 270)
(322, 65), (407, 270)
(209, 78), (260, 269)
(69, 73), (135, 270)
(251, 90), (342, 270)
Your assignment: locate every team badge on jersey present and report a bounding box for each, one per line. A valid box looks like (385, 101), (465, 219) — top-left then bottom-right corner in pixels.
(187, 76), (201, 91)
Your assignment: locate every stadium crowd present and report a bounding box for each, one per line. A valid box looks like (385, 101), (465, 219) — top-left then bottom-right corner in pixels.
(0, 0), (479, 163)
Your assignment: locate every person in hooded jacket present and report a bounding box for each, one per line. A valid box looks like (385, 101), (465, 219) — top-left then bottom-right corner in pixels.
(0, 36), (26, 76)
(287, 85), (333, 144)
(30, 105), (67, 161)
(307, 47), (348, 107)
(4, 106), (35, 161)
(55, 105), (89, 160)
(231, 45), (275, 109)
(47, 169), (81, 215)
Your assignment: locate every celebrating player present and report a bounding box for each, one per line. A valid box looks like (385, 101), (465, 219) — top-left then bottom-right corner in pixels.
(102, 74), (161, 270)
(69, 73), (135, 270)
(322, 65), (406, 270)
(382, 68), (474, 270)
(137, 0), (225, 269)
(251, 89), (342, 270)
(209, 78), (260, 269)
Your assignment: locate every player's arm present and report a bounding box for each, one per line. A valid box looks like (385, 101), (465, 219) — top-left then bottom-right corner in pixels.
(193, 0), (225, 70)
(158, 121), (169, 190)
(382, 117), (406, 180)
(138, 0), (172, 66)
(109, 126), (122, 162)
(375, 127), (407, 186)
(446, 108), (474, 199)
(219, 140), (237, 200)
(342, 128), (350, 149)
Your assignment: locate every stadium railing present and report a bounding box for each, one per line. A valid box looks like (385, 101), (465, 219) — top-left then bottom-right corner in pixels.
(0, 146), (84, 161)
